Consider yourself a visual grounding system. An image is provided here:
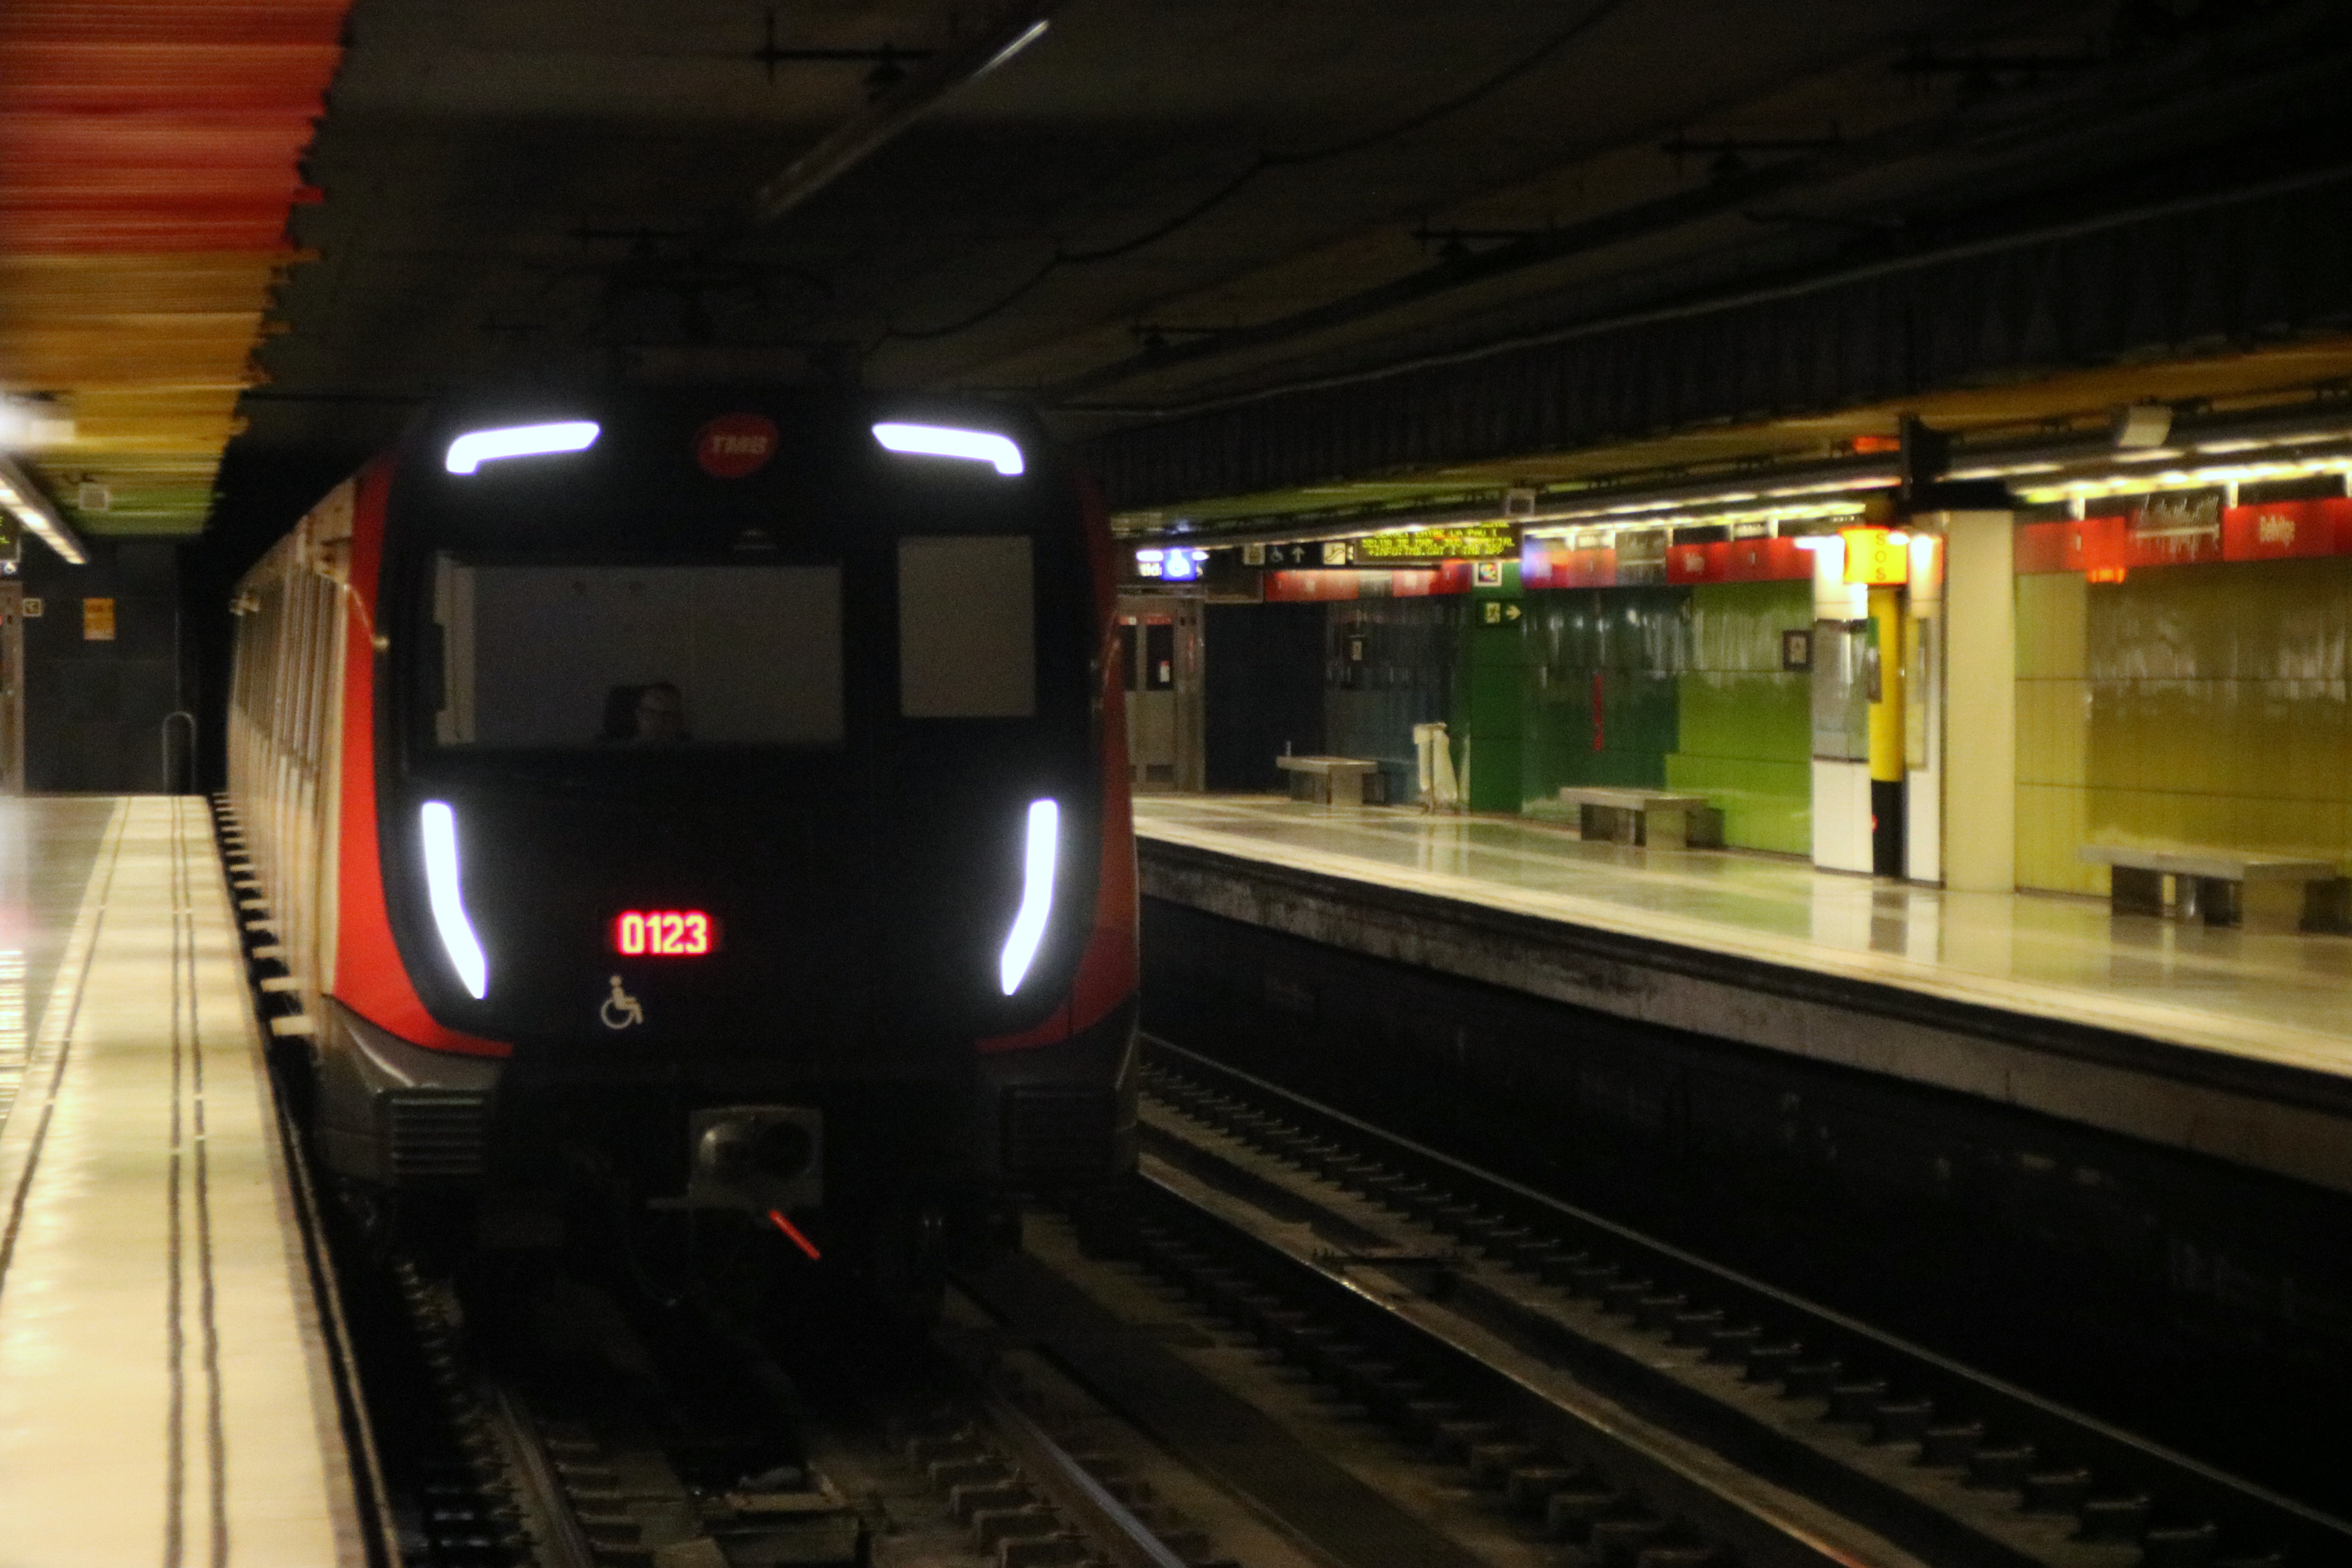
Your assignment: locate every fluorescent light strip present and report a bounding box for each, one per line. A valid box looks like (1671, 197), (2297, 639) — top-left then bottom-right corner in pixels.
(420, 801), (489, 999)
(977, 19), (1049, 75)
(2016, 454), (2352, 505)
(0, 453), (87, 565)
(873, 421), (1025, 477)
(444, 420), (600, 475)
(998, 798), (1058, 995)
(1523, 498), (1868, 541)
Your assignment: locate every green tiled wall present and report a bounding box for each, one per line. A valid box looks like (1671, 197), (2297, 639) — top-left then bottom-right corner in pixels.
(1522, 588), (1686, 807)
(1665, 581), (1812, 854)
(1303, 579), (1799, 854)
(2015, 558), (2352, 895)
(1452, 564), (1529, 812)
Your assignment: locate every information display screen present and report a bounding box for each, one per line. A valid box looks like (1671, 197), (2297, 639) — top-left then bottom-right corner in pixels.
(612, 910), (720, 957)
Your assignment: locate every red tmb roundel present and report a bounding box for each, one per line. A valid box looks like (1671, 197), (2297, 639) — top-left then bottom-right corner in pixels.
(695, 413), (780, 478)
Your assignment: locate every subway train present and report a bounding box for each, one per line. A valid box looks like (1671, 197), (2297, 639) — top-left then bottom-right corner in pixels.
(226, 387), (1137, 1297)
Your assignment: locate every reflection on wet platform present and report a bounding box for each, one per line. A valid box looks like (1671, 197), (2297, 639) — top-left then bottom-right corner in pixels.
(0, 797), (361, 1565)
(1136, 795), (2352, 1076)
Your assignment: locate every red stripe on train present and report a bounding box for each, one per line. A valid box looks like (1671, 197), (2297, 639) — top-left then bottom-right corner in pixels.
(332, 454), (509, 1058)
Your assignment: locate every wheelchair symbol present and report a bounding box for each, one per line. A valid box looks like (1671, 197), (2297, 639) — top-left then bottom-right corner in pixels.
(600, 974), (644, 1031)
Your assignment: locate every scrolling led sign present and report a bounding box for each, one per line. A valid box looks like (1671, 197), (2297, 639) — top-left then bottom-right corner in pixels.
(612, 910), (720, 957)
(1351, 524), (1517, 564)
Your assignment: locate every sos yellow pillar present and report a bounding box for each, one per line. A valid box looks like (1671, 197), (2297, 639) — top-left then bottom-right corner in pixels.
(1841, 525), (1910, 876)
(1868, 582), (1905, 875)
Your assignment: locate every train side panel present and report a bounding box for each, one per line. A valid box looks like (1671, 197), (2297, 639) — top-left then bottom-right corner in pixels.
(226, 479), (354, 1037)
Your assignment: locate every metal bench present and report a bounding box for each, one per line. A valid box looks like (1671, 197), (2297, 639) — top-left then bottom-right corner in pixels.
(1558, 786), (1719, 850)
(2077, 845), (2339, 928)
(1275, 755), (1382, 805)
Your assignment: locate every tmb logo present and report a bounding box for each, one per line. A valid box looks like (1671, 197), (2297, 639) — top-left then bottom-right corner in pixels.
(694, 412), (780, 478)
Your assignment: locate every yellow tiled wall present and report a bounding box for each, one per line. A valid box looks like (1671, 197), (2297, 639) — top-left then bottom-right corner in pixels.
(2014, 558), (2352, 894)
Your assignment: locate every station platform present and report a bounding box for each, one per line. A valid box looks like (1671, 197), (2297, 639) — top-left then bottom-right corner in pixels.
(1135, 795), (2352, 1199)
(0, 797), (364, 1564)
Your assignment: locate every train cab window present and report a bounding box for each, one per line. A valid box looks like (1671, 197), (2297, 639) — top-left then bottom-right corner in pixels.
(897, 535), (1035, 718)
(431, 556), (844, 747)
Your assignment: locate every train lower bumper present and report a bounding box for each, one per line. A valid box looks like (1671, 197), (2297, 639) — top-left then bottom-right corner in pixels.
(314, 999), (503, 1185)
(976, 994), (1139, 1188)
(310, 993), (1139, 1199)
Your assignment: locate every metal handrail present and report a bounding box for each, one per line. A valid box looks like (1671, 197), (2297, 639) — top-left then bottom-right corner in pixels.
(161, 710), (196, 795)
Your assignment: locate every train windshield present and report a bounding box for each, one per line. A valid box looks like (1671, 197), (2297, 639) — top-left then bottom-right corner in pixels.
(429, 555), (845, 747)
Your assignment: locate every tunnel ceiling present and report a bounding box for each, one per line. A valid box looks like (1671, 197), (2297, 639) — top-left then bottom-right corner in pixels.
(10, 0), (2352, 556)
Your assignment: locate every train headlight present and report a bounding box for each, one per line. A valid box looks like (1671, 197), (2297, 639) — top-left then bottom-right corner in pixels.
(443, 420), (600, 475)
(872, 421), (1025, 477)
(420, 802), (489, 999)
(998, 798), (1058, 996)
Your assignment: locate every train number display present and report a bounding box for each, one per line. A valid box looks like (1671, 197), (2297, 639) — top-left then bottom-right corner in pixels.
(612, 910), (718, 956)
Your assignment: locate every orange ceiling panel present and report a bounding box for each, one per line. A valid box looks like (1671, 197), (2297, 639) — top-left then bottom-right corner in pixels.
(0, 0), (353, 536)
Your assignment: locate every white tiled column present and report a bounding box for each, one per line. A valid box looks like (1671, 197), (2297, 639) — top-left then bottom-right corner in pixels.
(1940, 511), (2019, 894)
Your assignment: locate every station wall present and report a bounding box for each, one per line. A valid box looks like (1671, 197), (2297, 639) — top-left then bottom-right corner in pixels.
(2017, 556), (2352, 896)
(1667, 582), (1812, 856)
(1278, 579), (1812, 850)
(1324, 597), (1454, 805)
(1523, 587), (1680, 802)
(20, 540), (187, 793)
(1217, 501), (2352, 888)
(1203, 602), (1324, 791)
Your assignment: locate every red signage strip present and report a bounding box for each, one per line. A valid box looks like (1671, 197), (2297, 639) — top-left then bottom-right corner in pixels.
(2016, 499), (2352, 576)
(1525, 535), (1806, 590)
(1264, 567), (1458, 602)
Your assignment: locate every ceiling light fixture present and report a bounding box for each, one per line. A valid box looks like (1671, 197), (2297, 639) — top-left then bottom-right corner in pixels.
(0, 451), (88, 566)
(976, 19), (1049, 77)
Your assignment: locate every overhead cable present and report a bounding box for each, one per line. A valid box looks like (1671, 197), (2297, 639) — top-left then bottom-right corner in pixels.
(881, 0), (1631, 343)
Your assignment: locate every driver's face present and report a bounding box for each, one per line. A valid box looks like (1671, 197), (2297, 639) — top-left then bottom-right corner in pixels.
(635, 689), (684, 740)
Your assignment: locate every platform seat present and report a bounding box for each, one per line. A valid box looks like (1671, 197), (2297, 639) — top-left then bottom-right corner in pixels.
(1275, 755), (1382, 805)
(1559, 787), (1721, 850)
(2078, 844), (2340, 929)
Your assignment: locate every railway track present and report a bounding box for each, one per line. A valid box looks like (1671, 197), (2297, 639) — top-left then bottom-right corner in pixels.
(225, 781), (2348, 1568)
(1114, 1038), (2352, 1568)
(219, 794), (1231, 1568)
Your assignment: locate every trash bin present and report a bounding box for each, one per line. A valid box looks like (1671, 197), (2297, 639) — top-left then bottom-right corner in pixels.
(1412, 722), (1460, 812)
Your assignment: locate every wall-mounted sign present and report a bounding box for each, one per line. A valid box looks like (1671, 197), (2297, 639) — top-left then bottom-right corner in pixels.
(1242, 542), (1319, 567)
(1352, 523), (1517, 563)
(1841, 527), (1909, 586)
(1134, 547), (1206, 581)
(82, 597), (115, 641)
(20, 598), (41, 618)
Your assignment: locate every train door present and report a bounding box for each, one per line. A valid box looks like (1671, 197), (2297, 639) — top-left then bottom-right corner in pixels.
(0, 586), (21, 794)
(1115, 595), (1202, 791)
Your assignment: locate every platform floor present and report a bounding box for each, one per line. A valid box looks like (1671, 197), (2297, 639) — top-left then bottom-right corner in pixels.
(0, 797), (362, 1565)
(1135, 795), (2352, 1079)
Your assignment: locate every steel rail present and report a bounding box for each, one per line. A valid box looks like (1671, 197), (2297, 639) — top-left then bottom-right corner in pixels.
(965, 1376), (1197, 1568)
(1140, 1036), (2352, 1567)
